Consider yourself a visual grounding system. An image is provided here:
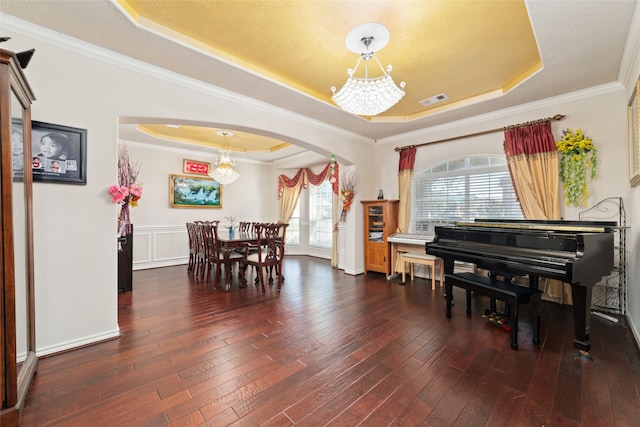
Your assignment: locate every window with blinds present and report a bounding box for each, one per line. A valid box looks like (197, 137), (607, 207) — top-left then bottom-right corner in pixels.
(411, 155), (523, 231)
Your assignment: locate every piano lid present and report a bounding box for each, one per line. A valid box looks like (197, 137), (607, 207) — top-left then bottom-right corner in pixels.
(455, 219), (617, 233)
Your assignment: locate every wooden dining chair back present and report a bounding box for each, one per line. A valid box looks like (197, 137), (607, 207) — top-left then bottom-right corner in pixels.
(186, 222), (197, 273)
(242, 222), (288, 292)
(204, 223), (244, 289)
(200, 223), (216, 283)
(192, 223), (208, 280)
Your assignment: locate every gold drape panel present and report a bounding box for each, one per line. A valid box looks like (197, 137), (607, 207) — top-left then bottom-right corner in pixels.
(504, 121), (560, 220)
(505, 151), (560, 220)
(504, 121), (569, 303)
(397, 147), (416, 234)
(279, 183), (303, 224)
(395, 147), (416, 272)
(278, 162), (340, 267)
(278, 168), (306, 224)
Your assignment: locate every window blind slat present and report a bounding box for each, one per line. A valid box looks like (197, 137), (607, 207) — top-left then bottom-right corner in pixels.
(411, 155), (523, 228)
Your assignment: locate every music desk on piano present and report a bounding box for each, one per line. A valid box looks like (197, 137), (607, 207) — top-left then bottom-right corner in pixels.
(387, 233), (434, 279)
(426, 219), (615, 356)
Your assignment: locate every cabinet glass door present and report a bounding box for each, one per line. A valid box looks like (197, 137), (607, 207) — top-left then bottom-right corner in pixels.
(368, 205), (384, 242)
(11, 86), (29, 378)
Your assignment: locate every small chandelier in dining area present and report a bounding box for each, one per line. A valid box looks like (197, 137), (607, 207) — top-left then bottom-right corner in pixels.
(208, 130), (240, 184)
(331, 22), (406, 116)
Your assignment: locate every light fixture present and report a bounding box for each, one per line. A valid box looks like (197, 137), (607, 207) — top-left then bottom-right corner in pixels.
(208, 130), (240, 184)
(331, 23), (406, 116)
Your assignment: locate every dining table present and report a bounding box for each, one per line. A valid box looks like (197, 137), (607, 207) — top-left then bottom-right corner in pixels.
(216, 229), (258, 292)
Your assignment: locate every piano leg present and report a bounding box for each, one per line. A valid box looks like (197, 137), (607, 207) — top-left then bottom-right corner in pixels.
(570, 283), (592, 355)
(445, 280), (453, 318)
(529, 276), (541, 345)
(442, 258), (455, 275)
(443, 258), (455, 300)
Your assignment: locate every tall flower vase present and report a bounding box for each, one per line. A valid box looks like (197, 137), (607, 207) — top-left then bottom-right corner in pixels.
(118, 202), (131, 236)
(118, 224), (133, 292)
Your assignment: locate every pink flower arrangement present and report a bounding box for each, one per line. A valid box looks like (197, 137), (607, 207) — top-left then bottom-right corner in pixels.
(109, 145), (142, 233)
(128, 183), (143, 207)
(108, 185), (130, 203)
(108, 183), (143, 206)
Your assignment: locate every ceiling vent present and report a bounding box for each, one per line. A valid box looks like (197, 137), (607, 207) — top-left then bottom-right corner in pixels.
(419, 93), (448, 107)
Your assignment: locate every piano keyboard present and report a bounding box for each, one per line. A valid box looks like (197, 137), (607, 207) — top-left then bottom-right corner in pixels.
(388, 233), (435, 244)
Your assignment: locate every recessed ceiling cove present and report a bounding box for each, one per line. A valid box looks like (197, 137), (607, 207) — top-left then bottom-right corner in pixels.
(117, 0), (541, 120)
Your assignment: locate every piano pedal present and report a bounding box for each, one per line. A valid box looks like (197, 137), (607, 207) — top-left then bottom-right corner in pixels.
(575, 350), (594, 361)
(483, 309), (512, 331)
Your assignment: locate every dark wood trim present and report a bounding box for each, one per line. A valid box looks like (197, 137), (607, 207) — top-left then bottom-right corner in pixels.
(1, 48), (37, 427)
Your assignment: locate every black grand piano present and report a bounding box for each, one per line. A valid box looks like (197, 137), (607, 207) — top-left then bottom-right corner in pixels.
(426, 219), (616, 354)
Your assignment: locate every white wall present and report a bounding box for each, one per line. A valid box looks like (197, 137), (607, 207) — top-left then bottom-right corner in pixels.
(3, 16), (374, 356)
(121, 143), (271, 269)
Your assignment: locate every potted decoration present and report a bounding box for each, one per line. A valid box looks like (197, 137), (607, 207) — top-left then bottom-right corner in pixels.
(340, 171), (359, 221)
(108, 144), (143, 236)
(556, 128), (597, 207)
(225, 215), (237, 237)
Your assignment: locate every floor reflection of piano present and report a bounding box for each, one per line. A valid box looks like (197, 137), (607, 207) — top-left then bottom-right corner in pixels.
(426, 219), (616, 355)
(387, 233), (435, 279)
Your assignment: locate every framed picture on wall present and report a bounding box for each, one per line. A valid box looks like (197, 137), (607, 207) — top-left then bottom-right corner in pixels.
(169, 174), (222, 208)
(12, 119), (88, 185)
(629, 77), (640, 187)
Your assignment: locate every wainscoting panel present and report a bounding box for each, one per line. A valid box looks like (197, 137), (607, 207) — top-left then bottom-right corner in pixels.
(132, 230), (151, 264)
(133, 225), (189, 270)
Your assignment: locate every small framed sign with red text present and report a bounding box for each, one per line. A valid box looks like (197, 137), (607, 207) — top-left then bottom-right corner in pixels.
(183, 159), (211, 176)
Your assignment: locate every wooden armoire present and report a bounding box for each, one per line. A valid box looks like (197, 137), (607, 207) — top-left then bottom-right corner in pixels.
(361, 199), (399, 276)
(1, 47), (37, 426)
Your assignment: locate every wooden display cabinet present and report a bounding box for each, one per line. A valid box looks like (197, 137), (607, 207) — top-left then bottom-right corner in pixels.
(1, 47), (37, 426)
(361, 199), (399, 275)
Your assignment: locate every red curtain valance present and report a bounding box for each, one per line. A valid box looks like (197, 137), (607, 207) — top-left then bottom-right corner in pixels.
(504, 122), (556, 157)
(278, 161), (339, 197)
(398, 147), (417, 172)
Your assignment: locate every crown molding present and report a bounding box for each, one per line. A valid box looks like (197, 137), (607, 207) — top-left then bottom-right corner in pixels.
(618, 2), (640, 87)
(1, 13), (372, 144)
(376, 81), (624, 147)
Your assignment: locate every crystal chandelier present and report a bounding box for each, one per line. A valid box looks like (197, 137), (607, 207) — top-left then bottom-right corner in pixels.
(331, 23), (406, 116)
(208, 131), (240, 184)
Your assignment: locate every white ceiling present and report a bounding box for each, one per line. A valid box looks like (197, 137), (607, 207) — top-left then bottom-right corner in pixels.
(0, 0), (637, 165)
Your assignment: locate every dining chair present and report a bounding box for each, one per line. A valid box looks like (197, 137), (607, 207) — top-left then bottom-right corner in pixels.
(242, 222), (288, 293)
(186, 222), (197, 273)
(239, 221), (251, 233)
(236, 221), (260, 261)
(192, 223), (208, 280)
(203, 223), (244, 289)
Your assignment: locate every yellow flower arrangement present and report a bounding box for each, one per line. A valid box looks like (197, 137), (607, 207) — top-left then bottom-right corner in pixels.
(556, 128), (597, 206)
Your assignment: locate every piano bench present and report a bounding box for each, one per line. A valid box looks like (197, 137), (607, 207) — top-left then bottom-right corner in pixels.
(399, 252), (444, 290)
(444, 272), (542, 350)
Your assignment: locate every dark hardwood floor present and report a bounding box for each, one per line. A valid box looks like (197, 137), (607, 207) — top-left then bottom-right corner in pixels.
(19, 256), (640, 426)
